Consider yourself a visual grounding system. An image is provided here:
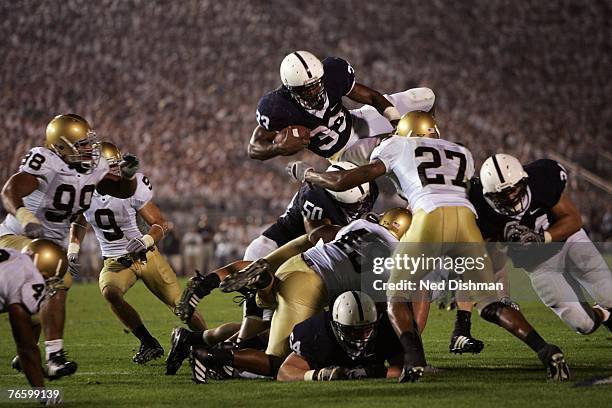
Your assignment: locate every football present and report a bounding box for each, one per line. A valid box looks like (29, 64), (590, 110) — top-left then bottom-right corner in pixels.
(274, 125), (311, 144)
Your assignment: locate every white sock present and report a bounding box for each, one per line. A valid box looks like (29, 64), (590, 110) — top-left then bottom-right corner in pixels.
(45, 339), (63, 360)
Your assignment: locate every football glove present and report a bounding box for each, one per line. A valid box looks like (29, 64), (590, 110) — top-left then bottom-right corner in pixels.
(503, 221), (543, 243)
(286, 161), (313, 183)
(126, 234), (154, 254)
(120, 153), (139, 179)
(312, 366), (349, 381)
(23, 222), (44, 239)
(67, 252), (80, 278)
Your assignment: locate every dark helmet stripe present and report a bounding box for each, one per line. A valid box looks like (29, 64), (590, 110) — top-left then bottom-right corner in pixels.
(351, 291), (365, 321)
(293, 52), (313, 79)
(491, 154), (506, 183)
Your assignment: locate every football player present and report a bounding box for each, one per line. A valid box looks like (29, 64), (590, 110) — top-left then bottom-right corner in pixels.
(175, 162), (376, 341)
(186, 208), (412, 381)
(472, 153), (612, 334)
(68, 142), (206, 364)
(289, 111), (570, 382)
(276, 291), (403, 382)
(0, 114), (138, 378)
(0, 239), (67, 404)
(249, 50), (435, 165)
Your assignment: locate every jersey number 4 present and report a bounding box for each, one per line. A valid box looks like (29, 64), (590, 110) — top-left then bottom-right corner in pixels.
(415, 146), (467, 188)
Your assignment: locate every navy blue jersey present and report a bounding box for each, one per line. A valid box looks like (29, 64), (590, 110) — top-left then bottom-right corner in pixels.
(470, 159), (568, 267)
(256, 57), (356, 158)
(262, 182), (378, 246)
(289, 311), (402, 370)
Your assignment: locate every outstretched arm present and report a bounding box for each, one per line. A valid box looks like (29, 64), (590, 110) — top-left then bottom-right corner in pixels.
(348, 83), (400, 124)
(303, 161), (387, 191)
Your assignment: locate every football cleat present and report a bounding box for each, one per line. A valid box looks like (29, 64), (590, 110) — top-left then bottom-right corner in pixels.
(398, 365), (424, 383)
(190, 345), (235, 381)
(538, 344), (570, 382)
(11, 355), (22, 372)
(449, 335), (485, 354)
(132, 339), (164, 364)
(46, 350), (78, 380)
(189, 348), (208, 384)
(166, 328), (193, 375)
(176, 270), (217, 324)
(219, 259), (272, 293)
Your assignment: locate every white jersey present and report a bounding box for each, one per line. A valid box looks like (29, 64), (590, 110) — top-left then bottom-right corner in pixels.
(371, 137), (475, 214)
(304, 219), (397, 301)
(0, 147), (110, 246)
(0, 248), (46, 314)
(84, 173), (153, 257)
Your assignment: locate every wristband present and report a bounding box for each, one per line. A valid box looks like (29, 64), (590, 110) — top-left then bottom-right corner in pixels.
(383, 106), (401, 122)
(67, 243), (80, 255)
(15, 207), (40, 227)
(142, 234), (155, 248)
(543, 231), (552, 243)
(304, 369), (317, 381)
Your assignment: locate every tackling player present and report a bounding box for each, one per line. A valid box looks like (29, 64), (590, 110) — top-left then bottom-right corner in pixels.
(276, 291), (403, 382)
(249, 50), (435, 165)
(0, 239), (67, 404)
(0, 114), (138, 378)
(472, 154), (612, 334)
(290, 111), (570, 382)
(68, 142), (207, 364)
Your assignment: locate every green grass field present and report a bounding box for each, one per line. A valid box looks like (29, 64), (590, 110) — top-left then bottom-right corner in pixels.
(1, 277), (611, 407)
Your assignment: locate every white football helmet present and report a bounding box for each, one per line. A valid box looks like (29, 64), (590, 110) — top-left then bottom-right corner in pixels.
(325, 161), (370, 204)
(332, 291), (379, 360)
(280, 51), (326, 110)
(480, 153), (530, 215)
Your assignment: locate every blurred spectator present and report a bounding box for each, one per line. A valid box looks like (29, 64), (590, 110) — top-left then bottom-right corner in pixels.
(197, 215), (216, 272)
(159, 223), (182, 275)
(182, 227), (203, 276)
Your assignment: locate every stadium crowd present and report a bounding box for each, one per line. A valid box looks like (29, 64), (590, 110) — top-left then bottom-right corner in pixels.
(1, 0), (610, 276)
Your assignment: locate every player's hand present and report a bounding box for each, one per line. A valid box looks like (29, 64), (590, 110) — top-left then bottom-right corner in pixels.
(23, 222), (44, 238)
(286, 161), (314, 183)
(503, 221), (534, 242)
(67, 252), (80, 278)
(315, 366), (349, 381)
(126, 235), (154, 254)
(345, 364), (387, 380)
(120, 153), (139, 179)
(274, 129), (309, 156)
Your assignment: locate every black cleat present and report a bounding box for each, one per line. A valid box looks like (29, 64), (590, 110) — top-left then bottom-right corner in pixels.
(219, 259), (272, 293)
(133, 339), (164, 364)
(176, 270), (218, 324)
(398, 365), (424, 383)
(449, 335), (484, 354)
(538, 344), (570, 382)
(46, 350), (78, 380)
(11, 355), (21, 372)
(166, 328), (192, 375)
(190, 345), (235, 381)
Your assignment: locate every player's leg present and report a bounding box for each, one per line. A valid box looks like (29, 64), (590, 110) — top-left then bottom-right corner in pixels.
(455, 208), (569, 381)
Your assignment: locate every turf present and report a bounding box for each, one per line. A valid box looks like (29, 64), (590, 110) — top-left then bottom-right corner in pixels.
(1, 277), (611, 407)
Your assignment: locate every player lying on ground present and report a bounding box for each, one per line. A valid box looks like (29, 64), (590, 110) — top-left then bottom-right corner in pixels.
(1, 240), (69, 405)
(289, 111), (570, 382)
(175, 162), (377, 350)
(68, 142), (208, 364)
(274, 291), (403, 382)
(249, 50), (435, 165)
(1, 114), (139, 379)
(472, 153), (612, 334)
(178, 208), (412, 382)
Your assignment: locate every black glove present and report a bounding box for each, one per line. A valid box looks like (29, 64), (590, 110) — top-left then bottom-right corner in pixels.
(120, 153), (139, 179)
(345, 364), (387, 380)
(313, 366), (349, 381)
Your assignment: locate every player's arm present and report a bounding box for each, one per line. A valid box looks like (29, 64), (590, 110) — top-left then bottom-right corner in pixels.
(1, 172), (43, 238)
(96, 177), (137, 199)
(248, 125), (309, 160)
(347, 83), (400, 125)
(277, 352), (312, 381)
(306, 223), (342, 243)
(132, 200), (171, 251)
(303, 161), (386, 191)
(7, 303), (45, 388)
(546, 193), (582, 242)
(66, 214), (88, 277)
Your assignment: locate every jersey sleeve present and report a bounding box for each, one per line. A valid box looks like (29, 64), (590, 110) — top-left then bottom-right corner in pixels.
(299, 185), (338, 222)
(528, 159), (568, 208)
(6, 257), (46, 315)
(371, 137), (405, 174)
(129, 173), (154, 210)
(18, 147), (59, 182)
(322, 57), (356, 97)
(256, 93), (292, 132)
